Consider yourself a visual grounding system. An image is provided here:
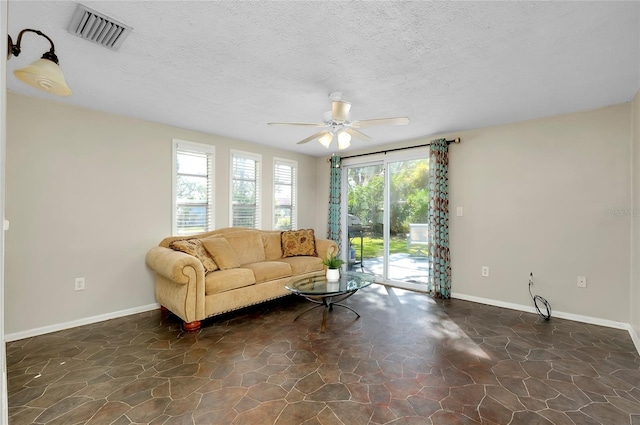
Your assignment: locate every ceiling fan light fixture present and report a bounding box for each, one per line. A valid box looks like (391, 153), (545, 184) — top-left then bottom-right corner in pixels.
(319, 132), (333, 148)
(338, 131), (351, 150)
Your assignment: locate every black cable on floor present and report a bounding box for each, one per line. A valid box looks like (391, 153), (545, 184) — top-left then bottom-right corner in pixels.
(529, 272), (551, 320)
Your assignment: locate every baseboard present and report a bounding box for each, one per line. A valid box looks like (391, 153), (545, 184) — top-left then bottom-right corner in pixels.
(5, 303), (161, 342)
(451, 292), (639, 354)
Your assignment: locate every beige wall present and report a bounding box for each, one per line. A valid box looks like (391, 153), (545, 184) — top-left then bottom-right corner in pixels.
(317, 104), (632, 324)
(450, 104), (631, 322)
(5, 93), (319, 335)
(632, 89), (640, 343)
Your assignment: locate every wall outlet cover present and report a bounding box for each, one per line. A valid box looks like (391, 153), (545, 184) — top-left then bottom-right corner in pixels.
(75, 277), (85, 291)
(577, 276), (587, 288)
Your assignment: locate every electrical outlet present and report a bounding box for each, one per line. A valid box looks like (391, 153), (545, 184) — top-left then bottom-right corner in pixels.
(456, 207), (463, 217)
(577, 276), (587, 288)
(482, 266), (489, 277)
(75, 277), (85, 291)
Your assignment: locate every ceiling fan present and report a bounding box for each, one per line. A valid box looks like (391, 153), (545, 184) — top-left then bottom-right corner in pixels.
(268, 92), (410, 150)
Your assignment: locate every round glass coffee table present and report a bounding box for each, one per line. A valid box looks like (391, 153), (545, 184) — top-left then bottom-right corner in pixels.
(285, 271), (375, 333)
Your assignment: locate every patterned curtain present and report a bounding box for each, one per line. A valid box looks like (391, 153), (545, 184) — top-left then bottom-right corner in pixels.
(327, 155), (342, 254)
(428, 139), (451, 298)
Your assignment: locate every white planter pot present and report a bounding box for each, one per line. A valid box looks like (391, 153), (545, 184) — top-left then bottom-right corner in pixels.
(326, 268), (340, 281)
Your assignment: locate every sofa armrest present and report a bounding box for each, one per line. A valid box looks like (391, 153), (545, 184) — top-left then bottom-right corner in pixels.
(145, 246), (204, 284)
(316, 239), (338, 260)
(146, 245), (207, 324)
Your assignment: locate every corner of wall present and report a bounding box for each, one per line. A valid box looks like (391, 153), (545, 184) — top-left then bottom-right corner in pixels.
(631, 88), (640, 349)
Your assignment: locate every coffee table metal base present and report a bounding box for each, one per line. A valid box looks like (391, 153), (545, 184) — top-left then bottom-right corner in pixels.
(293, 291), (361, 333)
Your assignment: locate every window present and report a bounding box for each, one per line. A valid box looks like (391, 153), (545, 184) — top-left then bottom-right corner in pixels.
(172, 139), (215, 236)
(231, 150), (261, 228)
(273, 158), (297, 230)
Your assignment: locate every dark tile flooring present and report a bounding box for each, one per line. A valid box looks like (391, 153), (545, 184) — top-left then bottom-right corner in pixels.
(7, 284), (640, 424)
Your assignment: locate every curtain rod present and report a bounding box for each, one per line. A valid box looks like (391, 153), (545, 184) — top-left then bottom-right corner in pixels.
(335, 137), (460, 161)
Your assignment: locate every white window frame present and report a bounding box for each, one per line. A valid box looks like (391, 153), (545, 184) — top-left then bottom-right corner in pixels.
(172, 139), (215, 236)
(273, 157), (297, 230)
(230, 150), (262, 229)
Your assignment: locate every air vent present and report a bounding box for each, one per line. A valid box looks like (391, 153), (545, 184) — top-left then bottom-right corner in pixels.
(68, 4), (132, 50)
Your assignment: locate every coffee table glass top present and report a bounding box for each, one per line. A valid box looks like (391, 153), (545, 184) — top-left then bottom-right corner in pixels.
(286, 271), (375, 296)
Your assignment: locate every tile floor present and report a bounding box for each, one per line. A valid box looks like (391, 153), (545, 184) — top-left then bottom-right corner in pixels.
(7, 284), (640, 424)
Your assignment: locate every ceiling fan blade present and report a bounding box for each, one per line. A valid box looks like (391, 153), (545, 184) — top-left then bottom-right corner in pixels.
(268, 122), (326, 127)
(297, 130), (329, 145)
(331, 101), (351, 122)
(346, 128), (372, 140)
(351, 117), (410, 128)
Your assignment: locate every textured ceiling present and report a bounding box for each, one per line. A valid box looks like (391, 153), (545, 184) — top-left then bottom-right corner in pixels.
(6, 1), (640, 157)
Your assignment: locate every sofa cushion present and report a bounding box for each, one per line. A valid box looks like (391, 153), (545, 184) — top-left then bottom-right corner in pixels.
(223, 230), (266, 265)
(262, 231), (283, 261)
(168, 239), (218, 273)
(205, 268), (256, 294)
(281, 229), (317, 258)
(243, 261), (292, 283)
(201, 237), (240, 270)
(279, 256), (324, 275)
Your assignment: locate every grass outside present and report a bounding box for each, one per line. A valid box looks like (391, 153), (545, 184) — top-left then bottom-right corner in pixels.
(356, 236), (428, 259)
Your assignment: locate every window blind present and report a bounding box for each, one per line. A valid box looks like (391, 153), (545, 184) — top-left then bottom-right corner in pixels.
(274, 159), (297, 230)
(231, 151), (261, 228)
(174, 140), (215, 236)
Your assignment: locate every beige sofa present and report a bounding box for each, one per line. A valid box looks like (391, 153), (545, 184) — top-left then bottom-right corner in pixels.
(145, 227), (337, 330)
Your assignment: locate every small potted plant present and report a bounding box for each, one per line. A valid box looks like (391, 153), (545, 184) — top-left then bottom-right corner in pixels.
(323, 253), (345, 281)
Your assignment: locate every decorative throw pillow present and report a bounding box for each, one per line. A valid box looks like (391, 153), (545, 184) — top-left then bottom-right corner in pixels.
(168, 239), (218, 273)
(281, 229), (317, 258)
(262, 231), (284, 261)
(201, 237), (241, 270)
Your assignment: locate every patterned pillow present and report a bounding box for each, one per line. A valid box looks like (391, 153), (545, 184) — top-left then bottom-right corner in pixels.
(168, 239), (218, 273)
(281, 229), (317, 258)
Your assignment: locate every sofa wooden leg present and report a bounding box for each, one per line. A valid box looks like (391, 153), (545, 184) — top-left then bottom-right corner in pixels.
(160, 306), (169, 315)
(183, 320), (201, 331)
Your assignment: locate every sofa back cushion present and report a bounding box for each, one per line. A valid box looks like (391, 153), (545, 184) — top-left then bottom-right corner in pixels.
(281, 229), (317, 258)
(168, 239), (218, 273)
(158, 227), (256, 248)
(222, 230), (266, 265)
(262, 231), (283, 261)
(201, 237), (240, 270)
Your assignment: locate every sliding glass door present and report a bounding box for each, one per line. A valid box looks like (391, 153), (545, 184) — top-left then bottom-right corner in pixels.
(345, 163), (384, 275)
(343, 152), (430, 291)
(386, 158), (430, 287)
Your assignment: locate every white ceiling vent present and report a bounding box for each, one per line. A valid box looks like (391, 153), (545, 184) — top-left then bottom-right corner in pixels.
(68, 4), (132, 51)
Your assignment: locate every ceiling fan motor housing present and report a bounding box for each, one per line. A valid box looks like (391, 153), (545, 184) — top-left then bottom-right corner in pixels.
(332, 100), (351, 122)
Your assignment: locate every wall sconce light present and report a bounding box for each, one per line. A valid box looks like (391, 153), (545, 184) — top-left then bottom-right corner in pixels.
(7, 29), (71, 96)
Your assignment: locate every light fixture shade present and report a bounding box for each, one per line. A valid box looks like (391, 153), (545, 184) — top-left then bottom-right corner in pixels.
(319, 132), (333, 148)
(338, 131), (351, 150)
(14, 58), (71, 96)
